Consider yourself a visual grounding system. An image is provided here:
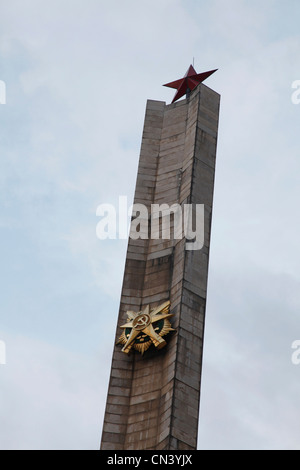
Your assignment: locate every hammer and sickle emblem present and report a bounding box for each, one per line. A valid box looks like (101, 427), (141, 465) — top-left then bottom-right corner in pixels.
(117, 302), (175, 355)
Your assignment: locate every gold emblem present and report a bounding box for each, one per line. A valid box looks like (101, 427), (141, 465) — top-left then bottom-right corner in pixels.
(117, 301), (175, 355)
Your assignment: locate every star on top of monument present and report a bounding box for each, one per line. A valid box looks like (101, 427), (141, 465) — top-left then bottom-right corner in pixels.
(117, 301), (175, 355)
(163, 64), (218, 103)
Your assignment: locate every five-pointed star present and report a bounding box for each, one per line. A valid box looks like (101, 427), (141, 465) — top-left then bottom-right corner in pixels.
(163, 64), (218, 103)
(120, 301), (174, 354)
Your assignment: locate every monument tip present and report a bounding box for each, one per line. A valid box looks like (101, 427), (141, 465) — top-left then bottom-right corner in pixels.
(163, 65), (218, 103)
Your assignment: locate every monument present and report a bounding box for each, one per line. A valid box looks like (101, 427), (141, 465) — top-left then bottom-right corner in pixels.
(100, 65), (220, 450)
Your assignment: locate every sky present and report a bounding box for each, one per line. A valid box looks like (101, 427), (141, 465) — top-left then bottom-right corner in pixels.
(0, 0), (300, 450)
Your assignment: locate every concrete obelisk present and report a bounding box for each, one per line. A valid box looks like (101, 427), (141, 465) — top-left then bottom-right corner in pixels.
(101, 66), (220, 450)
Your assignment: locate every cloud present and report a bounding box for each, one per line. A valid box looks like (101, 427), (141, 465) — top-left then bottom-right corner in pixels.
(1, 0), (300, 450)
(198, 265), (300, 449)
(61, 223), (127, 298)
(0, 331), (107, 450)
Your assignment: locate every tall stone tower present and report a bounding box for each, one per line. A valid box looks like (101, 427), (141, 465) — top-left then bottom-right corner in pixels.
(101, 66), (220, 450)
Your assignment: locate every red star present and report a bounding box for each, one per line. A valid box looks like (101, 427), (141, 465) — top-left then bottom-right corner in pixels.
(163, 64), (218, 103)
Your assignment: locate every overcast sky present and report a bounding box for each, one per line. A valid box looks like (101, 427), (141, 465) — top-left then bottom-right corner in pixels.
(1, 0), (300, 450)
